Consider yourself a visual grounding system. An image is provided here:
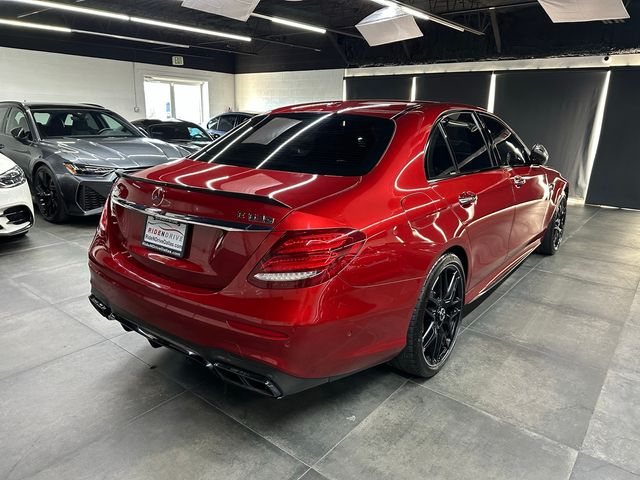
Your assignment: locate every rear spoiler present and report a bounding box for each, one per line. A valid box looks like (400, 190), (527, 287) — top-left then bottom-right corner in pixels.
(116, 170), (291, 209)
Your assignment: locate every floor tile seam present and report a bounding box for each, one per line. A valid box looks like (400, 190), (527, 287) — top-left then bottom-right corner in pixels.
(190, 389), (314, 470)
(309, 379), (409, 472)
(411, 378), (582, 454)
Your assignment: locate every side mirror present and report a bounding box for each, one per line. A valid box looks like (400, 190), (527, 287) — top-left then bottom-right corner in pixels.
(530, 144), (549, 166)
(11, 127), (31, 142)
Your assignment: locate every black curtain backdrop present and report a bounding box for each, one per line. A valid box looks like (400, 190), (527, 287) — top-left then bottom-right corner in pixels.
(415, 72), (491, 107)
(586, 69), (640, 209)
(494, 69), (607, 198)
(346, 75), (413, 100)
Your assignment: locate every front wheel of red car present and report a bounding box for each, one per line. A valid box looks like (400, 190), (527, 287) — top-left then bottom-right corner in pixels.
(391, 253), (465, 378)
(537, 194), (567, 256)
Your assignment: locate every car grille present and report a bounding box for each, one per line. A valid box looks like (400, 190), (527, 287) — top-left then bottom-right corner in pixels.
(2, 205), (33, 225)
(77, 186), (107, 211)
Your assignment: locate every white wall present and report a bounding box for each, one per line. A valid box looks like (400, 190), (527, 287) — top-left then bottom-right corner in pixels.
(234, 69), (343, 113)
(0, 46), (235, 121)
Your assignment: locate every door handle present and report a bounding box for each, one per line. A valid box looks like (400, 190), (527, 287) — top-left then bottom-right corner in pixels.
(458, 192), (477, 207)
(513, 175), (526, 187)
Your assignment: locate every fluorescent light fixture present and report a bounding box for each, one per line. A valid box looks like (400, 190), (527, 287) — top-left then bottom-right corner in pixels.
(251, 13), (326, 34)
(5, 0), (130, 21)
(130, 17), (251, 42)
(73, 30), (190, 49)
(343, 79), (348, 101)
(0, 18), (190, 48)
(410, 76), (417, 101)
(369, 0), (465, 33)
(487, 73), (497, 112)
(0, 18), (70, 33)
(7, 0), (253, 42)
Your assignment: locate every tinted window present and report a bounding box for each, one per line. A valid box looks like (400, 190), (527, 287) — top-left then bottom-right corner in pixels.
(218, 115), (235, 132)
(5, 108), (30, 135)
(0, 107), (10, 130)
(441, 112), (493, 174)
(480, 114), (529, 167)
(148, 124), (210, 141)
(32, 109), (140, 138)
(195, 112), (394, 176)
(207, 118), (219, 130)
(426, 125), (457, 179)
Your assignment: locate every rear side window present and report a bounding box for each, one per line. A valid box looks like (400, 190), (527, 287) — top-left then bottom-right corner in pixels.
(426, 125), (457, 179)
(195, 112), (395, 176)
(441, 112), (493, 174)
(480, 114), (529, 167)
(218, 116), (235, 132)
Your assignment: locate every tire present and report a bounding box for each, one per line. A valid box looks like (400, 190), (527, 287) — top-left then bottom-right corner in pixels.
(537, 194), (567, 256)
(391, 253), (465, 378)
(34, 165), (68, 223)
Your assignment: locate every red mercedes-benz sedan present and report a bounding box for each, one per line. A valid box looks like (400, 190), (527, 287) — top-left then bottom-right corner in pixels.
(88, 101), (568, 397)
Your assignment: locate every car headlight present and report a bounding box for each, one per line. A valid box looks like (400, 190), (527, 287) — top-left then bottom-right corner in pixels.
(64, 163), (115, 176)
(0, 166), (27, 188)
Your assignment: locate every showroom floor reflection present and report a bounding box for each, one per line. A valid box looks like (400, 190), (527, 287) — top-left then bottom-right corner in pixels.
(1, 204), (639, 480)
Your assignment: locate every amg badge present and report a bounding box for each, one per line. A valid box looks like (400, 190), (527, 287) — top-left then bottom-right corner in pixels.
(237, 211), (275, 225)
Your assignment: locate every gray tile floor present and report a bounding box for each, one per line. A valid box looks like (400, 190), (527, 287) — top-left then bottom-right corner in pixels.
(1, 203), (639, 480)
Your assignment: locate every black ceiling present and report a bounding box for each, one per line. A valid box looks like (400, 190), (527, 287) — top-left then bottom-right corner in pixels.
(0, 0), (638, 73)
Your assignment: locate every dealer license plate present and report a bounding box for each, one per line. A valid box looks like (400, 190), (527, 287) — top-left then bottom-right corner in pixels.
(142, 216), (188, 258)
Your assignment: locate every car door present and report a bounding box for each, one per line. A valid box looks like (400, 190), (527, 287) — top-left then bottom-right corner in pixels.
(479, 114), (548, 257)
(0, 107), (35, 172)
(426, 112), (516, 289)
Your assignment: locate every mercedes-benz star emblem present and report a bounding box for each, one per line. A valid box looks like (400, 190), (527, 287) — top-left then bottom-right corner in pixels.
(151, 187), (165, 207)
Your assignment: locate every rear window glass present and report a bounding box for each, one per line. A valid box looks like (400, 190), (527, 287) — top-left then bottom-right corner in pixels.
(194, 113), (395, 176)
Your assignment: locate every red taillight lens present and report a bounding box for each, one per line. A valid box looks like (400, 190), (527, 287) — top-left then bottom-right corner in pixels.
(249, 229), (366, 289)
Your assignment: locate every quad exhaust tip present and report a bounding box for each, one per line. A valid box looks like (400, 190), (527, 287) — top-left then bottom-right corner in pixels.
(88, 295), (283, 398)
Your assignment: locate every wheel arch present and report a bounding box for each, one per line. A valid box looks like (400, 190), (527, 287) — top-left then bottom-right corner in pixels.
(442, 244), (469, 283)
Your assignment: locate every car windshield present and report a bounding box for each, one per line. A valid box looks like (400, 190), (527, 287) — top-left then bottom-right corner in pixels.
(148, 123), (210, 141)
(32, 109), (140, 138)
(194, 112), (395, 176)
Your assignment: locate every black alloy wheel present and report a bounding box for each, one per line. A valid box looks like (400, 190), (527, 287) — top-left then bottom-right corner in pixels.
(422, 264), (464, 368)
(34, 166), (67, 223)
(392, 253), (465, 377)
(552, 197), (567, 250)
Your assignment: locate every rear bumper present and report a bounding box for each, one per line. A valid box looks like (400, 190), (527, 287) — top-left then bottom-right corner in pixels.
(88, 294), (330, 397)
(88, 241), (416, 390)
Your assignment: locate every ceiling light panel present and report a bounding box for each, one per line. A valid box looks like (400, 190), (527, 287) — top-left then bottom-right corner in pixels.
(181, 0), (260, 21)
(538, 0), (629, 23)
(356, 7), (423, 46)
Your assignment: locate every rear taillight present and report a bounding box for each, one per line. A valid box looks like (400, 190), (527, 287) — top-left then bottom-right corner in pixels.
(249, 229), (366, 289)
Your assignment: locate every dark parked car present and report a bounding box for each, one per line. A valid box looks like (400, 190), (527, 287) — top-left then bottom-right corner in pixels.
(0, 102), (183, 223)
(132, 119), (213, 154)
(205, 112), (254, 138)
(89, 101), (568, 397)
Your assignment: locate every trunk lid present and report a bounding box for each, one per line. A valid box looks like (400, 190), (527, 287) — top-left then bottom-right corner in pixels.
(110, 159), (360, 290)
